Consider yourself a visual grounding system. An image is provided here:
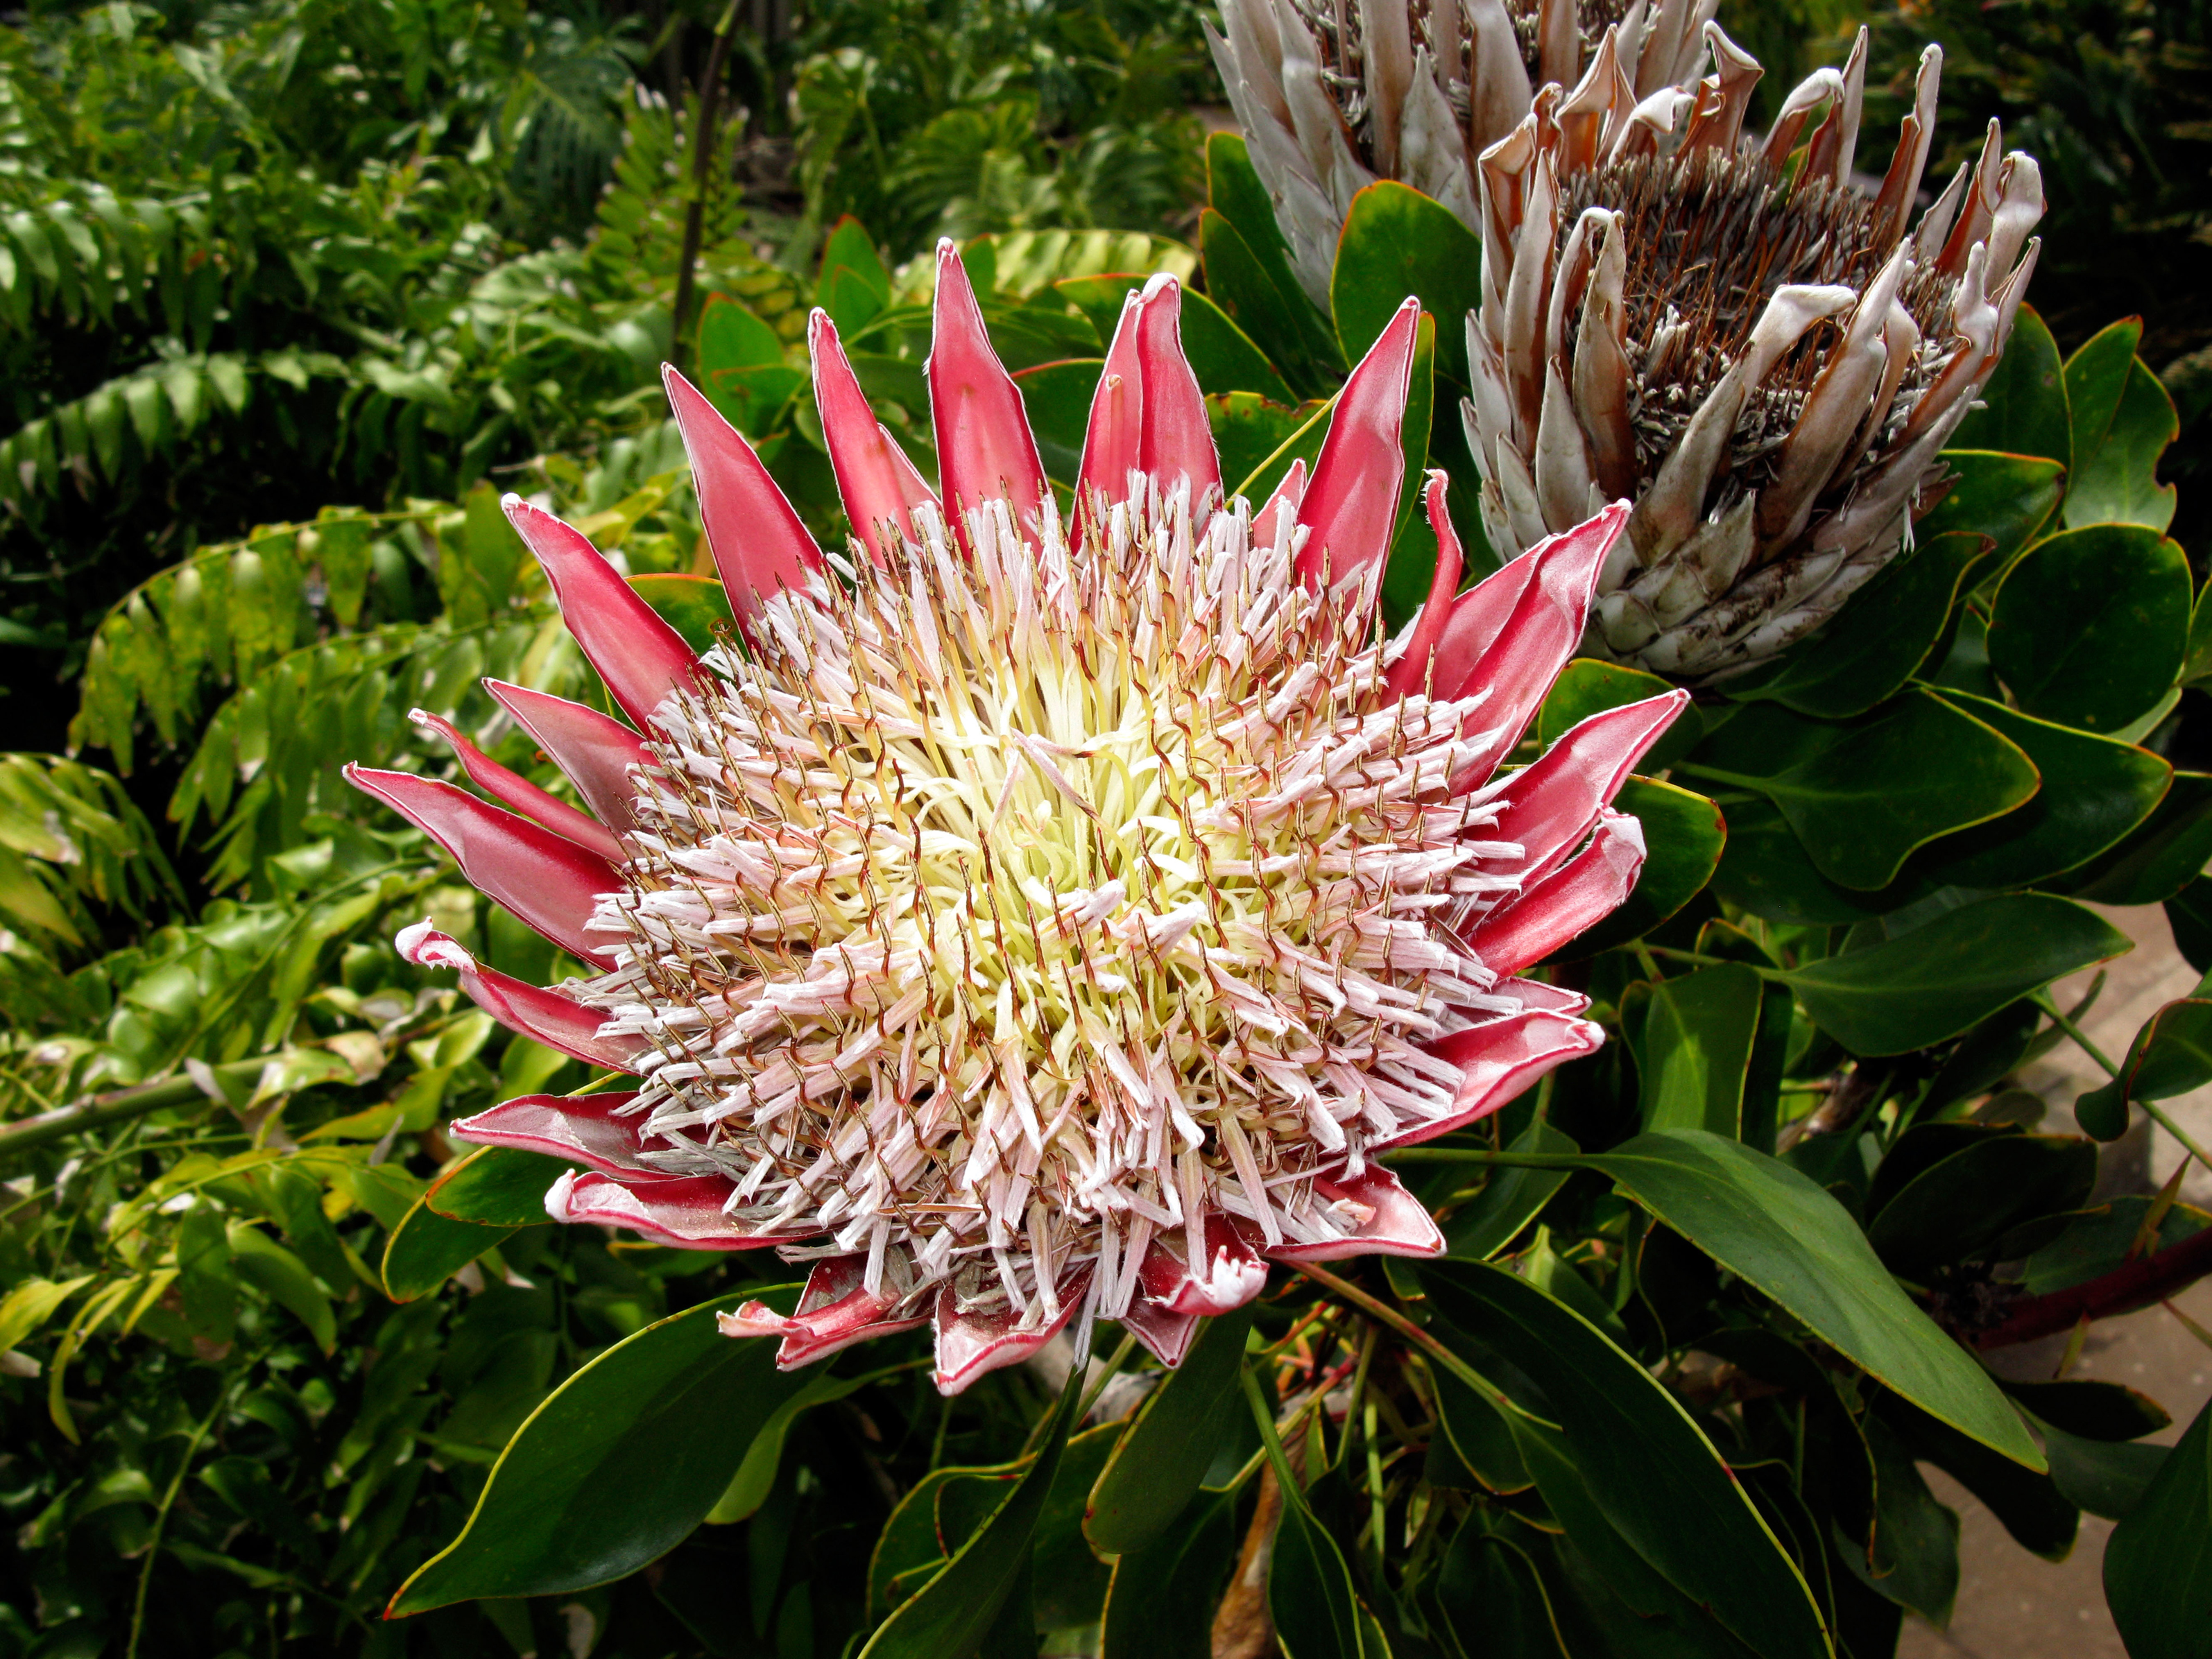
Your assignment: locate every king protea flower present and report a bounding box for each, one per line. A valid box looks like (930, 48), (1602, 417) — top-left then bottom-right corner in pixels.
(345, 245), (1684, 1394)
(1210, 0), (1728, 301)
(1216, 6), (2045, 678)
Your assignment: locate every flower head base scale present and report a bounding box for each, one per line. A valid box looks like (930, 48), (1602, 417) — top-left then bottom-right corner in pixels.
(1214, 4), (2045, 680)
(345, 248), (1684, 1395)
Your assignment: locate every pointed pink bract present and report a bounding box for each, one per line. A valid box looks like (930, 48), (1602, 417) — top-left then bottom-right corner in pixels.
(409, 709), (623, 862)
(928, 242), (1047, 542)
(1382, 472), (1468, 699)
(448, 1091), (651, 1174)
(810, 310), (939, 565)
(1471, 809), (1647, 976)
(1487, 691), (1689, 884)
(394, 920), (644, 1071)
(481, 680), (653, 840)
(345, 766), (616, 961)
(503, 497), (698, 728)
(663, 366), (824, 617)
(1296, 298), (1422, 589)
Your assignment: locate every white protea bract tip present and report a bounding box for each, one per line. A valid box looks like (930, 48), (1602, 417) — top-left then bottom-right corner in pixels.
(351, 255), (1681, 1394)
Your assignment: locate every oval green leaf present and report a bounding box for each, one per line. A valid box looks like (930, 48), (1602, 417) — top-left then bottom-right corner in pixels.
(1778, 893), (2129, 1056)
(1086, 1303), (1256, 1556)
(859, 1371), (1085, 1657)
(425, 1144), (564, 1228)
(388, 1291), (807, 1613)
(1584, 1129), (2045, 1468)
(379, 1187), (518, 1303)
(2057, 771), (2212, 905)
(1917, 451), (2066, 582)
(2104, 1397), (2212, 1659)
(1989, 522), (2190, 732)
(2063, 319), (2179, 533)
(1916, 692), (2171, 888)
(1423, 1260), (1831, 1658)
(1330, 180), (1484, 384)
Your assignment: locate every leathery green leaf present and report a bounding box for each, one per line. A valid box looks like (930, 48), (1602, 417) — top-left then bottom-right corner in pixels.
(1625, 963), (1763, 1136)
(1915, 692), (2171, 888)
(388, 1290), (808, 1612)
(629, 574), (735, 656)
(1330, 181), (1484, 384)
(1086, 1302), (1257, 1555)
(2058, 771), (2212, 906)
(1950, 305), (2069, 470)
(1098, 1488), (1237, 1659)
(1729, 531), (1993, 720)
(2064, 320), (2179, 533)
(1588, 1130), (2043, 1468)
(1779, 893), (2129, 1055)
(1989, 523), (2190, 733)
(1688, 691), (2037, 891)
(1917, 452), (2066, 582)
(860, 1369), (1085, 1657)
(1424, 1260), (1831, 1658)
(380, 1187), (519, 1303)
(425, 1145), (565, 1228)
(2104, 1397), (2212, 1659)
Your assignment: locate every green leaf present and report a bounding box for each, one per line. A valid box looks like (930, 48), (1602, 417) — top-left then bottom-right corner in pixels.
(1914, 692), (2171, 887)
(1204, 134), (1341, 391)
(2104, 1397), (2212, 1659)
(1690, 691), (2037, 889)
(2056, 772), (2212, 906)
(2077, 992), (2212, 1140)
(1864, 1131), (2098, 1275)
(1625, 963), (1763, 1135)
(1711, 796), (1926, 926)
(1099, 1490), (1239, 1659)
(1430, 1361), (1532, 1495)
(1950, 305), (2070, 470)
(1558, 777), (1725, 957)
(1850, 1413), (1960, 1624)
(2064, 320), (2179, 533)
(1987, 523), (2190, 732)
(1011, 358), (1103, 485)
(1210, 390), (1330, 503)
(1584, 1129), (2044, 1468)
(1268, 1473), (1366, 1659)
(1917, 452), (2067, 581)
(2172, 877), (2212, 973)
(380, 1187), (517, 1304)
(1431, 1516), (1563, 1657)
(696, 291), (785, 374)
(2043, 1423), (2168, 1522)
(628, 574), (735, 655)
(706, 1368), (873, 1526)
(1035, 1423), (1122, 1632)
(1085, 1303), (1257, 1555)
(389, 1291), (807, 1613)
(701, 362), (807, 438)
(1778, 893), (2129, 1055)
(225, 1222), (336, 1355)
(1726, 531), (1993, 719)
(1443, 1116), (1577, 1261)
(1200, 208), (1340, 402)
(1536, 658), (1704, 771)
(861, 1370), (1086, 1657)
(1424, 1261), (1829, 1658)
(425, 1146), (565, 1228)
(1883, 1396), (2077, 1561)
(1330, 182), (1484, 386)
(2002, 1379), (2172, 1442)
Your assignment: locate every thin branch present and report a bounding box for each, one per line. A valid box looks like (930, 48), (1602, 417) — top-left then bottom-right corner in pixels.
(669, 0), (742, 378)
(1973, 1219), (2212, 1349)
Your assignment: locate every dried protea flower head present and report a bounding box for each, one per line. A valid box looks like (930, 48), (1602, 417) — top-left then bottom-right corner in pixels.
(1210, 0), (1726, 300)
(346, 246), (1686, 1395)
(1466, 26), (2043, 676)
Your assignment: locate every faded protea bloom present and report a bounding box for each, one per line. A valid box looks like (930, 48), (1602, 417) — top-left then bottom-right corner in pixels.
(1215, 6), (2045, 678)
(347, 246), (1683, 1394)
(1210, 0), (1726, 300)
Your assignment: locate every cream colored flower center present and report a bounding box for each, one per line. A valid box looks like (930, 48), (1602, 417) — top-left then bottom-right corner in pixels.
(580, 481), (1525, 1321)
